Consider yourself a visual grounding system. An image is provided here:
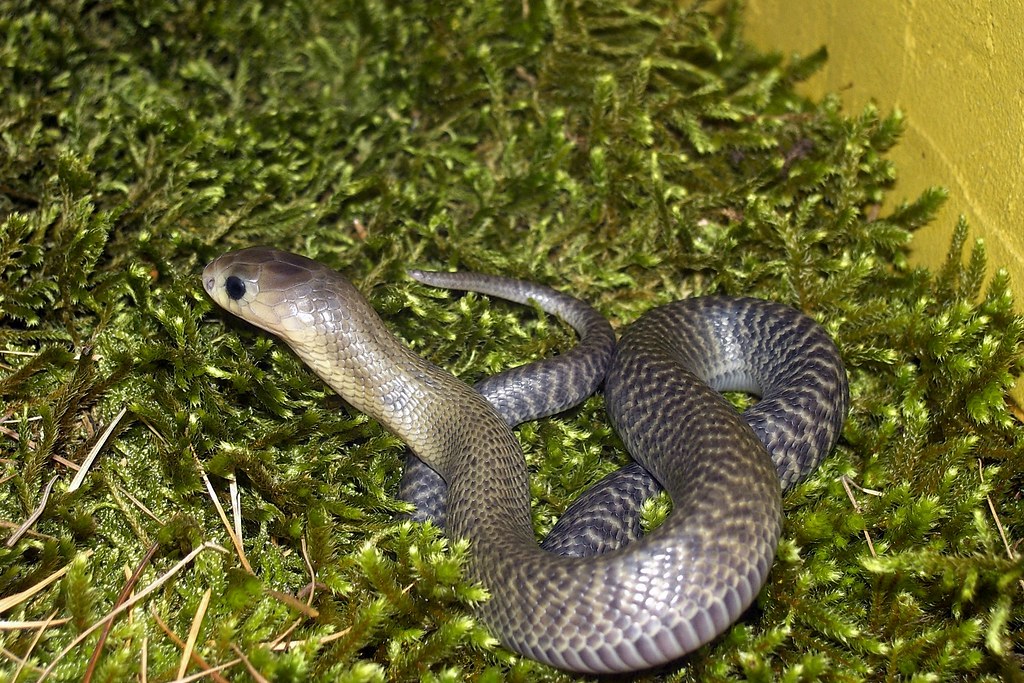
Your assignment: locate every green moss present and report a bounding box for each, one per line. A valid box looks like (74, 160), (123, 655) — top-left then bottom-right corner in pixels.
(1, 0), (1021, 680)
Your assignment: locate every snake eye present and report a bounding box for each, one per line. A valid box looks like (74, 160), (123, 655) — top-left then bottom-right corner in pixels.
(225, 275), (246, 301)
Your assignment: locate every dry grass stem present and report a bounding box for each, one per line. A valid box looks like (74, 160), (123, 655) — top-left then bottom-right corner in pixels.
(36, 542), (225, 681)
(168, 658), (241, 683)
(264, 589), (319, 618)
(841, 475), (879, 558)
(68, 406), (127, 493)
(176, 588), (212, 680)
(82, 542), (159, 683)
(978, 459), (1024, 593)
(5, 475), (59, 548)
(230, 643), (270, 683)
(0, 617), (71, 630)
(150, 608), (231, 683)
(228, 478), (243, 545)
(267, 625), (352, 652)
(12, 609), (57, 681)
(0, 552), (91, 614)
(112, 482), (162, 524)
(193, 446), (252, 574)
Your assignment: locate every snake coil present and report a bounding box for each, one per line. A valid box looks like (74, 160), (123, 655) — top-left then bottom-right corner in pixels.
(203, 247), (848, 673)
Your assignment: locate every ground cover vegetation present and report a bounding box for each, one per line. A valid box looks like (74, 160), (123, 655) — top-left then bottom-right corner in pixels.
(0, 1), (1021, 680)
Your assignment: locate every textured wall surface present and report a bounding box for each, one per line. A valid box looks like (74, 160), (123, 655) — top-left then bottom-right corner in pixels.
(743, 1), (1024, 294)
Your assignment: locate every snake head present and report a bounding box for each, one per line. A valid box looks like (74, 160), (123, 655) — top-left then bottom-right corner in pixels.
(203, 246), (449, 451)
(202, 246), (355, 343)
(202, 246), (403, 397)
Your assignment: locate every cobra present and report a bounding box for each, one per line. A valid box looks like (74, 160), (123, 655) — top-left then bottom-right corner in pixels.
(202, 247), (849, 673)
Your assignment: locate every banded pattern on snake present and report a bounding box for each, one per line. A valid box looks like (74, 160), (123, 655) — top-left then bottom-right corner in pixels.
(203, 247), (848, 673)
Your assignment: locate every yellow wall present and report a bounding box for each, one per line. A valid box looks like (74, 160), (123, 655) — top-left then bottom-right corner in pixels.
(743, 1), (1024, 295)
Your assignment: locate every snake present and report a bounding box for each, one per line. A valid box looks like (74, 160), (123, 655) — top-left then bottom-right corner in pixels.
(202, 247), (849, 674)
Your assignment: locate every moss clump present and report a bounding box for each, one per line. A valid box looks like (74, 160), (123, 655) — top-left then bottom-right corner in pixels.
(0, 0), (1021, 680)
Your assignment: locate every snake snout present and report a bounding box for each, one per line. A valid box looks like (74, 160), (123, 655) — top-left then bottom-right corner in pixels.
(202, 270), (217, 296)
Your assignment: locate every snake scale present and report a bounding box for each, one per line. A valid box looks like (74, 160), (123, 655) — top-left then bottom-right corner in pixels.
(203, 247), (849, 673)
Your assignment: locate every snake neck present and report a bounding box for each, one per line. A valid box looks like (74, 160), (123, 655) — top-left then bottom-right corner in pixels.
(288, 309), (536, 543)
(354, 343), (539, 545)
(292, 328), (440, 457)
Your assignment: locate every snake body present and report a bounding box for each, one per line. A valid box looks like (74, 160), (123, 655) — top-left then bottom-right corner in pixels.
(203, 247), (849, 673)
(396, 268), (616, 528)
